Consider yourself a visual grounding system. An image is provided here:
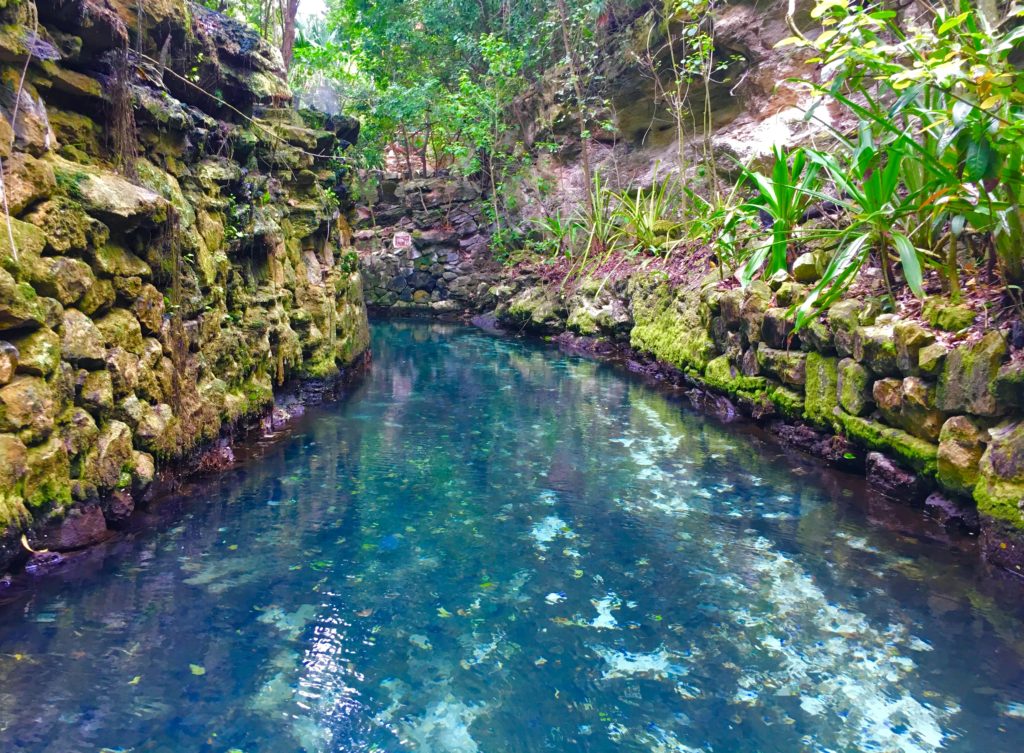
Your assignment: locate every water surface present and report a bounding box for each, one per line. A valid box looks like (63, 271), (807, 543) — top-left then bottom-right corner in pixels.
(2, 321), (1023, 753)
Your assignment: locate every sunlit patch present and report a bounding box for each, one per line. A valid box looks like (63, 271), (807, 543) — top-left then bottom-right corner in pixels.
(590, 644), (686, 680)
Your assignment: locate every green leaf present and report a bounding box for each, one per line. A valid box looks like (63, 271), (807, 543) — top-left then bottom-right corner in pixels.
(189, 664), (206, 676)
(891, 233), (924, 297)
(937, 12), (970, 35)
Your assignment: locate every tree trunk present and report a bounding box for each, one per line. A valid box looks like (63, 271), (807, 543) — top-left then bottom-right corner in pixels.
(281, 0), (300, 71)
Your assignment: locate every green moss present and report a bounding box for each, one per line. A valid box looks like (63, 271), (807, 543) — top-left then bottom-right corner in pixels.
(629, 274), (716, 375)
(804, 353), (839, 429)
(836, 410), (939, 476)
(768, 385), (805, 419)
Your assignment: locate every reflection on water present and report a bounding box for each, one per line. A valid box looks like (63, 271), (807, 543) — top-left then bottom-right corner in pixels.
(1, 321), (1023, 753)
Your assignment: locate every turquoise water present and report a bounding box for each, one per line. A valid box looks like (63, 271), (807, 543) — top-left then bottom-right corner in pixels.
(1, 321), (1023, 753)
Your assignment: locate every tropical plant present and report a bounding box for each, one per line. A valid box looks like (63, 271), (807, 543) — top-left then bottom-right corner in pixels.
(612, 177), (684, 257)
(735, 145), (822, 286)
(793, 130), (925, 327)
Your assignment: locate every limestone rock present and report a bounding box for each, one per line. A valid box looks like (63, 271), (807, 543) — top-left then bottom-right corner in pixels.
(52, 159), (167, 229)
(853, 323), (898, 376)
(761, 308), (796, 349)
(22, 197), (109, 255)
(838, 358), (873, 417)
(804, 353), (838, 429)
(937, 416), (988, 496)
(936, 331), (1007, 417)
(61, 308), (106, 367)
(11, 328), (60, 376)
(90, 244), (152, 278)
(36, 505), (109, 551)
(0, 268), (45, 331)
(2, 152), (56, 214)
(0, 376), (55, 442)
(873, 377), (946, 443)
(893, 320), (934, 375)
(23, 435), (72, 509)
(78, 278), (116, 316)
(132, 284), (165, 334)
(756, 344), (806, 387)
(79, 369), (114, 414)
(28, 256), (95, 305)
(94, 308), (145, 354)
(923, 299), (976, 332)
(791, 252), (821, 283)
(974, 420), (1024, 527)
(83, 420), (134, 490)
(917, 342), (948, 377)
(866, 451), (929, 502)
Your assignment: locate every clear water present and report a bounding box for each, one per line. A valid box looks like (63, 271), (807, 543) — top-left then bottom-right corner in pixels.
(2, 321), (1024, 753)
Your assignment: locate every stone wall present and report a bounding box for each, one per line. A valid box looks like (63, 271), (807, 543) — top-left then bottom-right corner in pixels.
(356, 176), (502, 314)
(0, 0), (369, 569)
(495, 273), (1024, 574)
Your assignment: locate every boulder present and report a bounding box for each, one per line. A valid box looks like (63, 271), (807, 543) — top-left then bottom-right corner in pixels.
(937, 416), (988, 496)
(827, 300), (867, 357)
(11, 328), (60, 376)
(78, 278), (116, 316)
(22, 197), (110, 255)
(893, 320), (934, 375)
(2, 152), (56, 214)
(792, 252), (821, 283)
(873, 377), (946, 443)
(0, 376), (55, 442)
(923, 299), (976, 332)
(853, 322), (898, 376)
(838, 358), (873, 417)
(59, 406), (99, 458)
(27, 256), (95, 305)
(90, 244), (152, 278)
(0, 268), (45, 331)
(866, 451), (929, 502)
(36, 505), (109, 551)
(132, 284), (165, 334)
(974, 420), (1024, 527)
(83, 420), (134, 490)
(52, 159), (167, 229)
(61, 308), (106, 367)
(936, 331), (1007, 417)
(22, 435), (72, 509)
(0, 434), (29, 528)
(79, 369), (114, 414)
(917, 342), (948, 377)
(756, 344), (806, 387)
(94, 308), (145, 354)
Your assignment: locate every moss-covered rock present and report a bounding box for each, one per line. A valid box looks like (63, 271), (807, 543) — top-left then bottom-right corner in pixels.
(923, 299), (976, 332)
(22, 196), (109, 255)
(917, 341), (948, 377)
(23, 435), (72, 510)
(0, 341), (16, 384)
(893, 320), (935, 375)
(804, 352), (838, 429)
(90, 244), (152, 279)
(52, 157), (167, 230)
(79, 369), (114, 415)
(873, 376), (946, 443)
(761, 307), (796, 348)
(853, 322), (898, 376)
(11, 328), (60, 376)
(3, 152), (56, 214)
(505, 286), (567, 335)
(937, 416), (988, 497)
(27, 255), (95, 306)
(936, 331), (1007, 417)
(756, 344), (806, 387)
(828, 300), (867, 357)
(78, 278), (115, 316)
(0, 433), (29, 529)
(0, 267), (45, 330)
(94, 308), (145, 355)
(0, 376), (55, 442)
(82, 420), (134, 491)
(629, 274), (716, 374)
(836, 410), (939, 476)
(974, 420), (1024, 527)
(60, 308), (106, 367)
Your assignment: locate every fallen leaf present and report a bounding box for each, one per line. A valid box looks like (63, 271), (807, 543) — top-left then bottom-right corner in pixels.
(189, 664), (206, 676)
(128, 675), (141, 686)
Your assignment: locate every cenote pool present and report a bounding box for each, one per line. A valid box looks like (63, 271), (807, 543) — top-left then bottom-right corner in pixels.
(2, 321), (1024, 753)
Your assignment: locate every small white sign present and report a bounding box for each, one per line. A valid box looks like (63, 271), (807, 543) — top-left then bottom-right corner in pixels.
(393, 232), (413, 250)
